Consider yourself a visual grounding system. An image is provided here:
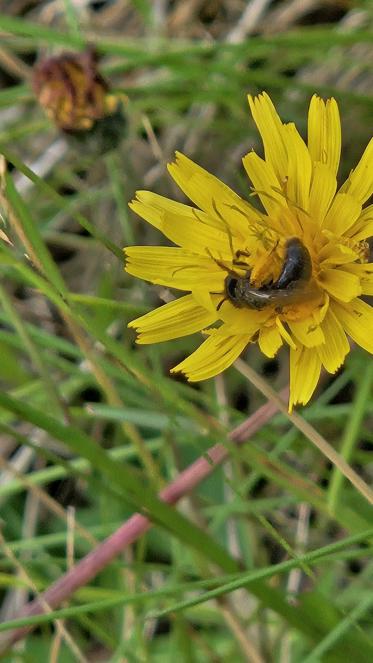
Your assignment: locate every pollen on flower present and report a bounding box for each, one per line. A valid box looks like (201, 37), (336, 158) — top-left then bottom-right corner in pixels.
(124, 92), (373, 410)
(248, 241), (283, 286)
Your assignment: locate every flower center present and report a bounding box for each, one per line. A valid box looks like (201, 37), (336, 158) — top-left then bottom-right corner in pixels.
(222, 234), (324, 321)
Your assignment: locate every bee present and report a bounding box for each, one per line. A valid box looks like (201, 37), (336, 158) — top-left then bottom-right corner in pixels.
(223, 237), (312, 311)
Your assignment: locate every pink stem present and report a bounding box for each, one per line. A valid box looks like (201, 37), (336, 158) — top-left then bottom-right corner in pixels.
(1, 391), (285, 650)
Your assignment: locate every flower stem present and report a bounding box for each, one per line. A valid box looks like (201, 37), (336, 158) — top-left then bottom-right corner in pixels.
(234, 360), (373, 506)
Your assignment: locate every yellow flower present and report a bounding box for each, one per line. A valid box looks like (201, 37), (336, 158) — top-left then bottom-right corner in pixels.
(124, 93), (373, 410)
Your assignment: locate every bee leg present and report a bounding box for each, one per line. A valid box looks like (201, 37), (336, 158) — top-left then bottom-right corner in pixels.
(233, 259), (251, 269)
(205, 247), (238, 276)
(235, 249), (251, 260)
(211, 198), (237, 260)
(216, 296), (227, 311)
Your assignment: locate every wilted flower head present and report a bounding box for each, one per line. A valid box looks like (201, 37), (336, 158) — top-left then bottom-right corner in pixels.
(125, 93), (373, 410)
(33, 48), (119, 132)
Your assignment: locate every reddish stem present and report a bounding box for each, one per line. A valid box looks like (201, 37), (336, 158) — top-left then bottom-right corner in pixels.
(1, 391), (285, 650)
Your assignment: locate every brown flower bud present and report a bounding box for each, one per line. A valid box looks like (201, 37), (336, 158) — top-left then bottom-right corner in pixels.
(32, 48), (119, 132)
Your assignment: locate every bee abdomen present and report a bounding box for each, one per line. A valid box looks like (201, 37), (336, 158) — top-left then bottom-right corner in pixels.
(275, 237), (312, 289)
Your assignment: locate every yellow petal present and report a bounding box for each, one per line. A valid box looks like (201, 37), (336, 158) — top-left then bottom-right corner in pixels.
(248, 92), (288, 183)
(125, 246), (224, 290)
(167, 152), (261, 238)
(340, 137), (373, 204)
(276, 318), (297, 349)
(132, 190), (239, 233)
(128, 294), (218, 344)
(309, 162), (337, 225)
(129, 193), (234, 256)
(192, 288), (218, 313)
(344, 262), (373, 295)
(319, 268), (362, 302)
(289, 346), (322, 411)
(258, 325), (283, 357)
(323, 192), (361, 235)
(130, 191), (209, 225)
(317, 307), (350, 373)
(312, 292), (330, 326)
(218, 300), (271, 332)
(307, 96), (341, 176)
(332, 298), (373, 354)
(171, 329), (251, 381)
(283, 122), (312, 212)
(242, 151), (284, 216)
(318, 241), (358, 267)
(288, 318), (325, 347)
(346, 204), (373, 241)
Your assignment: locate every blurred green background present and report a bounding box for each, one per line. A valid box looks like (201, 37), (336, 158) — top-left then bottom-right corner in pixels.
(0, 1), (372, 661)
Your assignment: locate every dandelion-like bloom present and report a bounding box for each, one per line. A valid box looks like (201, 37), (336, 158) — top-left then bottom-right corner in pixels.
(125, 93), (373, 410)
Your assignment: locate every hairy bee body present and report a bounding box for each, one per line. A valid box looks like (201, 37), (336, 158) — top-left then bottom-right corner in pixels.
(225, 238), (312, 310)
